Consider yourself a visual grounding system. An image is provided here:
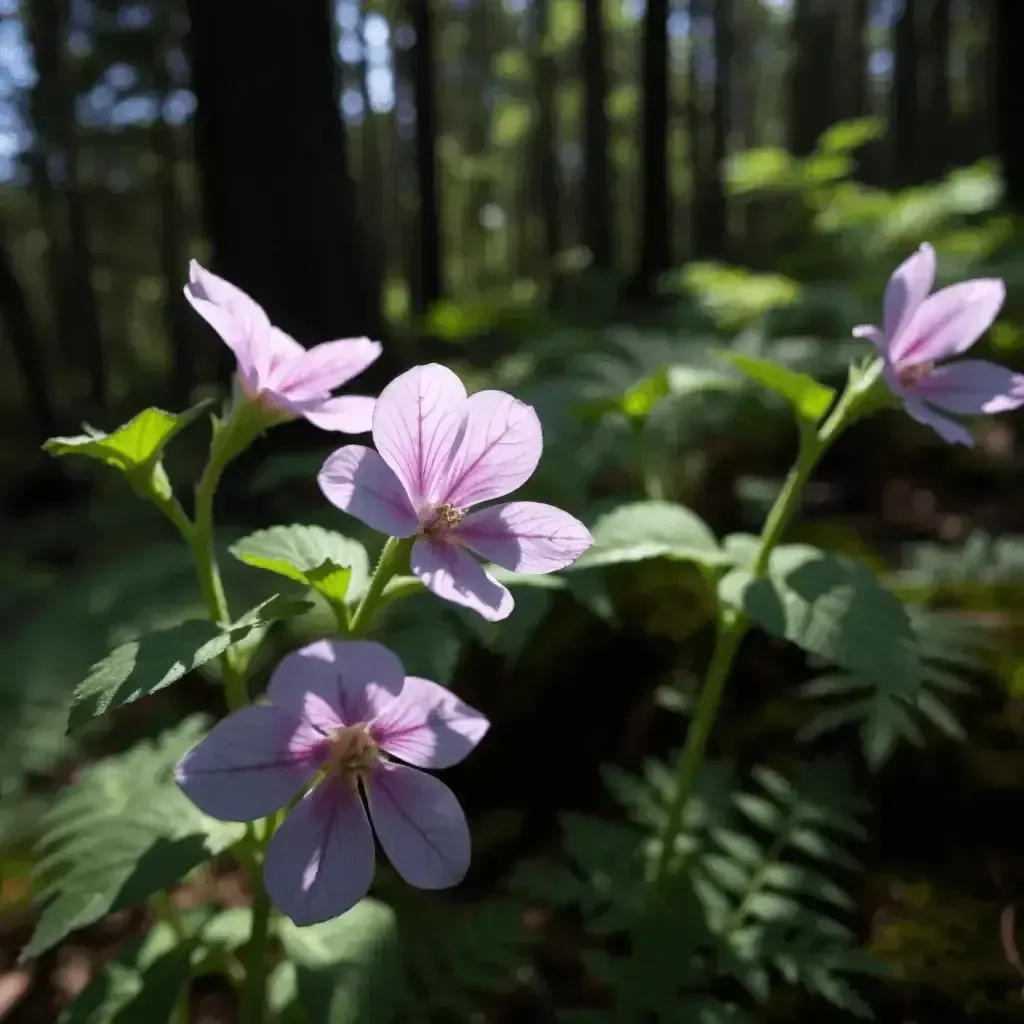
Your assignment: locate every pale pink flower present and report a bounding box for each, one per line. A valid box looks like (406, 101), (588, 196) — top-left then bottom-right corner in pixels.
(184, 261), (381, 433)
(855, 242), (1024, 445)
(317, 363), (593, 621)
(175, 639), (488, 926)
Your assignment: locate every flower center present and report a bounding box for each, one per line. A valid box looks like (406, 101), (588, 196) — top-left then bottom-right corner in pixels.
(897, 361), (935, 390)
(325, 724), (380, 788)
(420, 501), (464, 540)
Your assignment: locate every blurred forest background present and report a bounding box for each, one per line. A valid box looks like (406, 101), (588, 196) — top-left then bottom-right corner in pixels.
(7, 0), (1024, 1020)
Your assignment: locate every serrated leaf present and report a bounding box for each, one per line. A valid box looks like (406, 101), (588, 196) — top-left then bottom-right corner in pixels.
(43, 401), (211, 472)
(570, 500), (723, 570)
(23, 717), (243, 960)
(719, 544), (923, 693)
(67, 594), (312, 730)
(279, 898), (401, 1024)
(230, 525), (371, 605)
(720, 352), (835, 422)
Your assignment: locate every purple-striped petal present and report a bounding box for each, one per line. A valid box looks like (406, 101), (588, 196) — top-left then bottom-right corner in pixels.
(263, 780), (376, 925)
(174, 706), (324, 822)
(275, 337), (382, 400)
(366, 762), (471, 890)
(436, 391), (542, 508)
(902, 394), (975, 446)
(301, 395), (377, 433)
(371, 676), (489, 769)
(268, 639), (407, 728)
(909, 358), (1024, 416)
(458, 501), (593, 573)
(895, 279), (1005, 367)
(410, 539), (513, 621)
(884, 243), (936, 361)
(371, 363), (467, 507)
(318, 445), (419, 537)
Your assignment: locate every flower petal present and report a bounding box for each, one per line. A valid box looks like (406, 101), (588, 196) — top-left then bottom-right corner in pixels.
(895, 279), (1005, 367)
(884, 243), (935, 358)
(184, 261), (270, 383)
(300, 395), (377, 433)
(372, 363), (467, 507)
(318, 445), (419, 536)
(458, 501), (593, 573)
(371, 676), (489, 769)
(268, 639), (407, 727)
(410, 539), (513, 621)
(909, 359), (1024, 415)
(902, 394), (975, 446)
(366, 762), (471, 890)
(274, 337), (382, 400)
(852, 324), (885, 348)
(437, 391), (542, 508)
(263, 780), (376, 925)
(174, 706), (324, 822)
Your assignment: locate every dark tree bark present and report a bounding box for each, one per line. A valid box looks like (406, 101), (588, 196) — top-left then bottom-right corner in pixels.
(581, 0), (615, 271)
(893, 0), (921, 185)
(787, 0), (839, 157)
(925, 0), (952, 178)
(0, 232), (55, 437)
(994, 0), (1024, 211)
(406, 0), (443, 314)
(632, 0), (671, 294)
(185, 0), (384, 381)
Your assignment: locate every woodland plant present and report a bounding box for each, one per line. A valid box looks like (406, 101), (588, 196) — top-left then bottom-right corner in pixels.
(25, 247), (1022, 1022)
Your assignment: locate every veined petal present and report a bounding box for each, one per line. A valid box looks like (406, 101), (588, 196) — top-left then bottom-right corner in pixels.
(259, 326), (307, 384)
(268, 639), (407, 728)
(184, 261), (270, 381)
(895, 278), (1005, 367)
(902, 394), (975, 446)
(458, 501), (593, 573)
(318, 445), (419, 536)
(301, 395), (376, 433)
(263, 780), (376, 926)
(884, 243), (935, 357)
(437, 391), (542, 508)
(174, 706), (324, 822)
(366, 762), (471, 890)
(372, 364), (467, 507)
(275, 337), (382, 400)
(410, 540), (514, 621)
(910, 359), (1024, 415)
(372, 676), (489, 770)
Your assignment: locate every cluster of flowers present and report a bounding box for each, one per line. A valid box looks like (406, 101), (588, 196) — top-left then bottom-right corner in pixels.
(174, 245), (1024, 926)
(176, 262), (592, 924)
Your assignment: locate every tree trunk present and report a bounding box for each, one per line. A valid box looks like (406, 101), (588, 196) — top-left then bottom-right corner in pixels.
(185, 0), (384, 382)
(581, 0), (615, 271)
(994, 0), (1024, 210)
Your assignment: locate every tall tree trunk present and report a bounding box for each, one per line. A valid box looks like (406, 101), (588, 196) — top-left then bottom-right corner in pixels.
(405, 0), (443, 314)
(632, 0), (671, 295)
(0, 231), (55, 436)
(994, 0), (1024, 210)
(581, 0), (615, 272)
(185, 0), (385, 383)
(893, 0), (921, 185)
(788, 0), (838, 157)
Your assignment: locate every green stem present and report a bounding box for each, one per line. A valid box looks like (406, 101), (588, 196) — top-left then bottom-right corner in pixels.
(649, 382), (863, 891)
(152, 891), (191, 1023)
(348, 536), (412, 636)
(241, 811), (280, 1024)
(192, 444), (247, 709)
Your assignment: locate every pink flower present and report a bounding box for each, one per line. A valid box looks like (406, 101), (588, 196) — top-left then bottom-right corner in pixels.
(175, 639), (488, 926)
(855, 242), (1024, 445)
(317, 363), (593, 621)
(184, 261), (381, 433)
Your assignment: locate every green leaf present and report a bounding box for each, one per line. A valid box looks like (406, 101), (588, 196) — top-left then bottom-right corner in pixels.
(719, 544), (923, 693)
(720, 352), (835, 423)
(230, 525), (371, 605)
(279, 898), (402, 1024)
(23, 717), (244, 960)
(60, 935), (192, 1023)
(43, 401), (212, 472)
(570, 501), (723, 571)
(66, 593), (312, 730)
